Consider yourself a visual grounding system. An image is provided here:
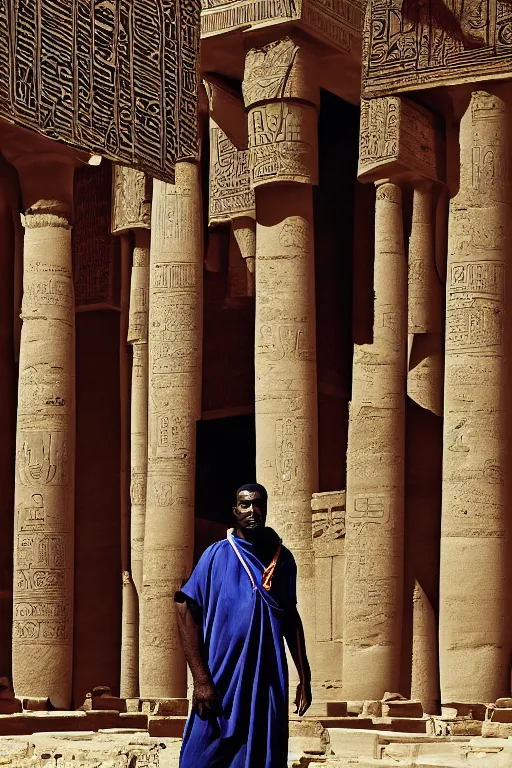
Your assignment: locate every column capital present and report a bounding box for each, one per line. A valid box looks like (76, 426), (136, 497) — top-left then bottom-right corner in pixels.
(243, 38), (319, 189)
(242, 37), (319, 110)
(0, 124), (86, 214)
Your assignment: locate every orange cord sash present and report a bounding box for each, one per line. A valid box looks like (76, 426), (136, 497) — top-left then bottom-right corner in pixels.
(261, 542), (282, 591)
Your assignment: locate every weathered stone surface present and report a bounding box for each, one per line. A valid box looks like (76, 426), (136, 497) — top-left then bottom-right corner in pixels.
(13, 157), (76, 710)
(141, 162), (203, 698)
(344, 181), (406, 699)
(363, 1), (512, 98)
(439, 87), (512, 703)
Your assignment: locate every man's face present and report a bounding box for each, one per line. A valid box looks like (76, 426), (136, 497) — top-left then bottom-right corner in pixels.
(234, 490), (266, 532)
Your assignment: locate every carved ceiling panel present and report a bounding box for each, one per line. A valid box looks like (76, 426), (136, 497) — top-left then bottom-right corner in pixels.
(363, 0), (512, 97)
(0, 0), (200, 182)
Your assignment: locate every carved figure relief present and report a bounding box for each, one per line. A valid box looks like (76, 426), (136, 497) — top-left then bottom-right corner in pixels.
(0, 0), (200, 181)
(112, 166), (152, 234)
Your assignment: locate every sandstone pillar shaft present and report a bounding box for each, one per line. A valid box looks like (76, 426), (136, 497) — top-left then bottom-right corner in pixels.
(344, 181), (406, 698)
(406, 180), (444, 714)
(12, 156), (76, 708)
(243, 39), (320, 657)
(440, 87), (512, 702)
(112, 166), (152, 698)
(408, 181), (444, 417)
(129, 230), (150, 596)
(140, 161), (203, 698)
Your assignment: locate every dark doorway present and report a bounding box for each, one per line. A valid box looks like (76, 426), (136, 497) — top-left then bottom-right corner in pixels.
(195, 413), (256, 527)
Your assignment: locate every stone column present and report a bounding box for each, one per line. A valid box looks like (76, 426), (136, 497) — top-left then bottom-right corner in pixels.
(11, 152), (76, 708)
(140, 161), (203, 698)
(348, 96), (441, 699)
(408, 180), (444, 416)
(440, 87), (512, 702)
(406, 180), (444, 714)
(128, 229), (151, 596)
(344, 180), (406, 698)
(112, 167), (152, 696)
(243, 38), (319, 653)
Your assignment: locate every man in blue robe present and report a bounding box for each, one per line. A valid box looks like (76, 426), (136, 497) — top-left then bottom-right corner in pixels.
(175, 483), (312, 768)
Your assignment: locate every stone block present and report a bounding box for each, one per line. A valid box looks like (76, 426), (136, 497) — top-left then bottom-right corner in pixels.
(381, 700), (423, 718)
(0, 699), (22, 714)
(152, 699), (189, 716)
(490, 708), (512, 723)
(22, 699), (51, 712)
(449, 719), (483, 737)
(346, 701), (364, 716)
(496, 698), (512, 708)
(325, 702), (348, 717)
(374, 717), (428, 734)
(328, 728), (379, 758)
(91, 696), (127, 712)
(362, 701), (382, 717)
(319, 717), (373, 729)
(148, 716), (186, 738)
(289, 718), (325, 738)
(482, 720), (512, 738)
(84, 711), (148, 731)
(442, 702), (487, 720)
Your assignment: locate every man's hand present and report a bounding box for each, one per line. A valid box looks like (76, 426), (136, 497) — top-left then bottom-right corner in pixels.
(294, 678), (312, 717)
(192, 679), (222, 719)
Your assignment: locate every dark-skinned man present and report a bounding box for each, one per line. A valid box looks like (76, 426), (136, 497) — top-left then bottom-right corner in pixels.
(175, 482), (312, 768)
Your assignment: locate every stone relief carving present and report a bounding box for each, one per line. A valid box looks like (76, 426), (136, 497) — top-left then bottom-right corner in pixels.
(201, 0), (363, 54)
(207, 80), (256, 225)
(112, 166), (152, 234)
(363, 0), (512, 97)
(358, 96), (443, 183)
(0, 0), (200, 182)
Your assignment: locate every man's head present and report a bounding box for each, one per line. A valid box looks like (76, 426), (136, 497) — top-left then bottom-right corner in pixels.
(233, 483), (268, 536)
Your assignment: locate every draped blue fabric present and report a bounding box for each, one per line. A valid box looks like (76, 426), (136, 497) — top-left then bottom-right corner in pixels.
(177, 529), (297, 768)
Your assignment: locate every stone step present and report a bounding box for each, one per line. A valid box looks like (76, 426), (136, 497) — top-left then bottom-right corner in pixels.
(148, 716), (186, 738)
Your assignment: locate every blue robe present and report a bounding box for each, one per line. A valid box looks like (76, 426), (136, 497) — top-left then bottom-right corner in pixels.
(177, 528), (297, 768)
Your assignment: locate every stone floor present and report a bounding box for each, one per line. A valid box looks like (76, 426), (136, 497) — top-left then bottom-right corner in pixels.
(0, 727), (511, 767)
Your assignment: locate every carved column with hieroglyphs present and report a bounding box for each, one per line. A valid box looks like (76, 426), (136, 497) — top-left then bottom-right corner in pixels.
(206, 78), (256, 298)
(112, 165), (152, 698)
(440, 87), (512, 702)
(348, 96), (443, 702)
(243, 37), (319, 664)
(12, 152), (76, 708)
(140, 162), (203, 698)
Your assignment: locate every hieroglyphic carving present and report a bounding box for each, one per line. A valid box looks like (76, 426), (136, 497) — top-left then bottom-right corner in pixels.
(0, 0), (200, 181)
(248, 102), (319, 187)
(206, 79), (255, 224)
(74, 162), (116, 308)
(255, 183), (318, 659)
(209, 122), (255, 224)
(201, 0), (363, 55)
(243, 39), (319, 188)
(13, 191), (75, 708)
(112, 167), (152, 235)
(363, 0), (512, 97)
(141, 163), (203, 698)
(312, 491), (346, 553)
(344, 181), (406, 698)
(358, 96), (442, 183)
(312, 491), (345, 677)
(440, 87), (512, 702)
